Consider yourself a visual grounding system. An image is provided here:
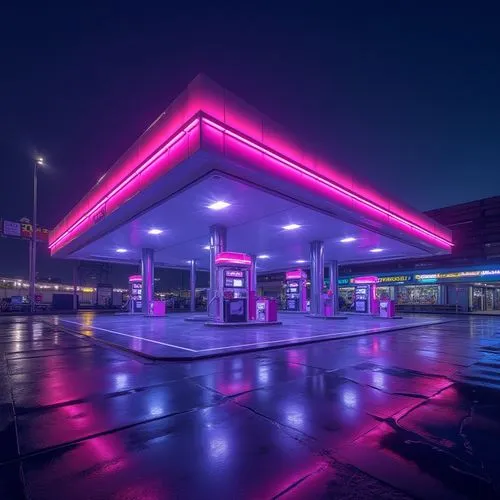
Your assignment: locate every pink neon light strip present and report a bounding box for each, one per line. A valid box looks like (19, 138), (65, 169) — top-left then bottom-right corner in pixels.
(202, 117), (452, 248)
(215, 257), (252, 266)
(49, 118), (200, 250)
(51, 112), (451, 253)
(286, 270), (306, 280)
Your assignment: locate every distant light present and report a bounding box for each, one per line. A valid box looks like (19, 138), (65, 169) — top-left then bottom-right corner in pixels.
(340, 237), (356, 243)
(36, 157), (44, 166)
(208, 201), (230, 210)
(296, 259), (306, 264)
(258, 255), (270, 259)
(116, 248), (128, 253)
(148, 228), (163, 235)
(369, 248), (384, 253)
(203, 245), (210, 250)
(283, 224), (301, 231)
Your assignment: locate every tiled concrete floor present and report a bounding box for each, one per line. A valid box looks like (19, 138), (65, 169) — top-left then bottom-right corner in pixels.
(1, 315), (500, 499)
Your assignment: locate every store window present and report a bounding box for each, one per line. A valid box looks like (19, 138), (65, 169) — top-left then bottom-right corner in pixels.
(397, 285), (439, 305)
(486, 289), (494, 311)
(376, 287), (391, 300)
(339, 287), (355, 311)
(494, 289), (500, 310)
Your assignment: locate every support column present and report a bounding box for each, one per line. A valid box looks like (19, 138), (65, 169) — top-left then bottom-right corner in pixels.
(208, 224), (227, 320)
(141, 248), (154, 316)
(250, 255), (257, 293)
(72, 262), (78, 311)
(190, 259), (197, 313)
(309, 240), (324, 316)
(329, 260), (339, 315)
(28, 240), (32, 294)
(249, 254), (257, 320)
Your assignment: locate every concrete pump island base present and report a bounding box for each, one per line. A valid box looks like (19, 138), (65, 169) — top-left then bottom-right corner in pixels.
(48, 75), (453, 356)
(55, 312), (450, 360)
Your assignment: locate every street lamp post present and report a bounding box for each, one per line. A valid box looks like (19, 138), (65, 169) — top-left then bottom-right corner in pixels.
(30, 157), (44, 312)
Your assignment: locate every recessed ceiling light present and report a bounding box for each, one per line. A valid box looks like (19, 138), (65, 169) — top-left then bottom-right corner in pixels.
(369, 248), (384, 253)
(258, 255), (270, 259)
(296, 259), (306, 264)
(148, 228), (163, 235)
(116, 248), (128, 253)
(203, 245), (210, 250)
(283, 224), (301, 231)
(208, 201), (230, 210)
(340, 236), (356, 243)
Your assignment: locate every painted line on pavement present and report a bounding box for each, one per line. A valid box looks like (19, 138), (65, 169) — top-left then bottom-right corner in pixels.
(195, 320), (444, 352)
(59, 319), (198, 353)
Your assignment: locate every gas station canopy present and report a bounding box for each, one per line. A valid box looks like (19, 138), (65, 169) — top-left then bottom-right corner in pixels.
(49, 75), (452, 270)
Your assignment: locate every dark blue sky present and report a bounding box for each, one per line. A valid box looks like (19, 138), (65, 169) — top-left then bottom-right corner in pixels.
(0, 2), (499, 281)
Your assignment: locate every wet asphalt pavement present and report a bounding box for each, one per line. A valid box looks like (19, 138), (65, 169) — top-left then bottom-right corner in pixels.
(1, 315), (500, 499)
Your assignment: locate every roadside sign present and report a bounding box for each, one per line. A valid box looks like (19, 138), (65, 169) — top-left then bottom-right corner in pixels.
(1, 219), (50, 243)
(2, 220), (21, 237)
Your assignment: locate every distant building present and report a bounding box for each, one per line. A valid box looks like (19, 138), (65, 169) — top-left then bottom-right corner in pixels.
(258, 197), (500, 313)
(342, 196), (500, 275)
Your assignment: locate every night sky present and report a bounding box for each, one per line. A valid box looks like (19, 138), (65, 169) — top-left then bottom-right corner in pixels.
(1, 2), (498, 283)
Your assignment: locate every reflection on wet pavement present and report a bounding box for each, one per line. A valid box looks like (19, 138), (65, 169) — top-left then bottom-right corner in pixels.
(0, 314), (500, 498)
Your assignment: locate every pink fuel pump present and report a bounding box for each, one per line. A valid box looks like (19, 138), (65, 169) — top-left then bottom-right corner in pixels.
(351, 275), (396, 317)
(214, 252), (251, 323)
(285, 270), (307, 312)
(350, 276), (379, 314)
(128, 275), (142, 313)
(323, 289), (335, 316)
(379, 299), (396, 318)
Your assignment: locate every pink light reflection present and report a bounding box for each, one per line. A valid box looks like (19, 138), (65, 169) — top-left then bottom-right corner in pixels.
(44, 355), (127, 472)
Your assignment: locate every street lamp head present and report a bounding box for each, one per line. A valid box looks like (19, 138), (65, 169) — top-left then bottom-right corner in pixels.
(36, 157), (44, 166)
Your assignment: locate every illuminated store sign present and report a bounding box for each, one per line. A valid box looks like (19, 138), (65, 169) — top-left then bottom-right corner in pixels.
(415, 270), (500, 281)
(345, 275), (412, 285)
(377, 275), (412, 283)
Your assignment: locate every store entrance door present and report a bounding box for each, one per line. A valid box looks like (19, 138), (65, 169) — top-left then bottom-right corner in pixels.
(472, 287), (485, 312)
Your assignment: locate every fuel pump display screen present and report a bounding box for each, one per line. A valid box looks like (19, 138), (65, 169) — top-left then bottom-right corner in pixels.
(224, 270), (245, 288)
